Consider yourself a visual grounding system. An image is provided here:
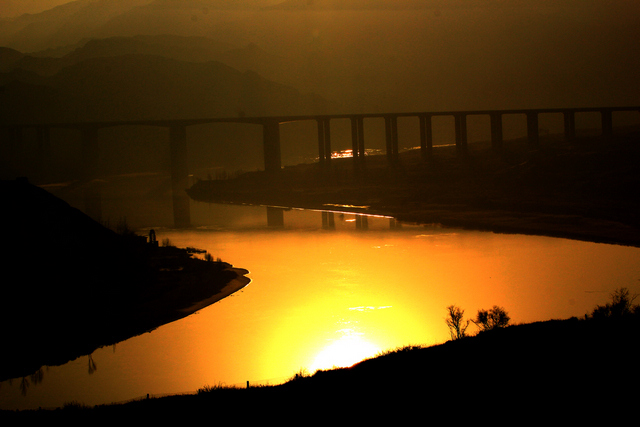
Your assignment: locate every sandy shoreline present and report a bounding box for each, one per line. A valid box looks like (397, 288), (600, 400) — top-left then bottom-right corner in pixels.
(0, 178), (257, 382)
(177, 268), (251, 314)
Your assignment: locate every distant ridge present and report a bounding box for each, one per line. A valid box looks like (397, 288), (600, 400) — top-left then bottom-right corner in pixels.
(0, 49), (328, 123)
(263, 0), (563, 10)
(265, 0), (437, 10)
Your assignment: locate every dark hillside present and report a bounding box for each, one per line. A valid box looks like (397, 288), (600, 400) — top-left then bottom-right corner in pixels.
(2, 314), (637, 422)
(0, 178), (248, 382)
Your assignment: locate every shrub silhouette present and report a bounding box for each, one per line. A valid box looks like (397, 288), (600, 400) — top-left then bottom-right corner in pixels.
(474, 305), (510, 332)
(589, 287), (639, 320)
(445, 305), (470, 340)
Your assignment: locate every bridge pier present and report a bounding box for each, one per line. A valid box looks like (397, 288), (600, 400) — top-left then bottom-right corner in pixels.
(263, 120), (282, 173)
(4, 126), (23, 160)
(490, 113), (503, 149)
(564, 110), (576, 140)
(454, 114), (467, 153)
(36, 126), (51, 161)
(385, 116), (399, 164)
(80, 125), (102, 223)
(169, 125), (191, 228)
(355, 214), (368, 230)
(350, 116), (365, 169)
(526, 112), (539, 145)
(601, 109), (613, 136)
(317, 118), (331, 167)
(81, 126), (99, 180)
(419, 114), (433, 160)
(322, 211), (335, 229)
(266, 206), (284, 227)
(33, 126), (52, 183)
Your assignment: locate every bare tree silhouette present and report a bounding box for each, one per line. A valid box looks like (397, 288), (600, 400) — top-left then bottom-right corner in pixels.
(445, 305), (470, 340)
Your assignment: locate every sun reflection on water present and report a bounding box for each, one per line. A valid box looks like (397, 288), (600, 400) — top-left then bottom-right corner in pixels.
(4, 204), (640, 411)
(310, 334), (381, 372)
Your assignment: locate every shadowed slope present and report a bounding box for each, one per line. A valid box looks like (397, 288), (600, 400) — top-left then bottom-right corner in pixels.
(0, 178), (248, 382)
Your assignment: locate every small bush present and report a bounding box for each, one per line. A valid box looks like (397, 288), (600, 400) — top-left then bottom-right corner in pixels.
(474, 305), (511, 332)
(588, 287), (639, 320)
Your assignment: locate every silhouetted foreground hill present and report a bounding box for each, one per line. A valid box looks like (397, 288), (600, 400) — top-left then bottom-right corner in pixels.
(0, 178), (249, 383)
(1, 315), (637, 421)
(188, 131), (640, 247)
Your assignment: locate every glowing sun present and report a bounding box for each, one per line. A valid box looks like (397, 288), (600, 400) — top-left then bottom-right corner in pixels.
(310, 335), (380, 372)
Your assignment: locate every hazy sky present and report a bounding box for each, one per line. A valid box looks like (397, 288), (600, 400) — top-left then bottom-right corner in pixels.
(0, 0), (73, 17)
(0, 0), (284, 18)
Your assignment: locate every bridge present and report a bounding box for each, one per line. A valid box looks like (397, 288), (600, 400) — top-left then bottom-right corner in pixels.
(3, 106), (639, 227)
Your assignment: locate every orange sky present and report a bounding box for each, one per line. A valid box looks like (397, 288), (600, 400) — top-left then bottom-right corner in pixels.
(0, 0), (71, 18)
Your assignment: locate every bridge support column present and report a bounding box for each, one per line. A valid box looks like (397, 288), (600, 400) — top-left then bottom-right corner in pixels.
(526, 112), (539, 145)
(169, 125), (191, 228)
(355, 214), (368, 230)
(36, 126), (51, 154)
(266, 206), (284, 227)
(454, 114), (467, 153)
(419, 114), (433, 160)
(490, 113), (503, 150)
(81, 126), (99, 180)
(601, 109), (613, 136)
(564, 110), (576, 140)
(350, 116), (365, 169)
(80, 126), (102, 223)
(263, 120), (282, 173)
(7, 126), (23, 159)
(385, 116), (399, 164)
(317, 118), (331, 167)
(322, 211), (335, 229)
(35, 126), (51, 180)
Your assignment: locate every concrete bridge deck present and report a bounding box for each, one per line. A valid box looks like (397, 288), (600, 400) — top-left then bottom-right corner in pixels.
(3, 106), (639, 227)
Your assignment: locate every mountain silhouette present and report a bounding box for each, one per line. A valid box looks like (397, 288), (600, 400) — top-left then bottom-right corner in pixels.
(1, 0), (638, 179)
(1, 1), (638, 114)
(0, 48), (328, 124)
(0, 38), (330, 177)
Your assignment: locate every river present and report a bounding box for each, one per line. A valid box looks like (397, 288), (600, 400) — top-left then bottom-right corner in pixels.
(1, 202), (639, 411)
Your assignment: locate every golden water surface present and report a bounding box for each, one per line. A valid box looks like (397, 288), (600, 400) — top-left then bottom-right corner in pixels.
(2, 205), (638, 410)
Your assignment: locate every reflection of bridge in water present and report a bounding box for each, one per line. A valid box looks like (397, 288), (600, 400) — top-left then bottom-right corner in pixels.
(266, 206), (401, 230)
(3, 106), (639, 227)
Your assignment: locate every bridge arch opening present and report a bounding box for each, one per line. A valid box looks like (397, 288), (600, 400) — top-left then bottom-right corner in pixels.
(361, 117), (386, 156)
(611, 110), (640, 134)
(397, 116), (421, 153)
(537, 113), (564, 138)
(279, 120), (319, 166)
(0, 127), (46, 182)
(573, 111), (603, 137)
(98, 125), (170, 178)
(430, 115), (456, 148)
(325, 118), (354, 159)
(187, 122), (263, 179)
(465, 114), (492, 148)
(501, 113), (529, 142)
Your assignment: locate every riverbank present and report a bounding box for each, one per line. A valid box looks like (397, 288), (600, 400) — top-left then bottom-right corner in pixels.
(2, 311), (637, 422)
(188, 131), (640, 247)
(0, 178), (250, 383)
